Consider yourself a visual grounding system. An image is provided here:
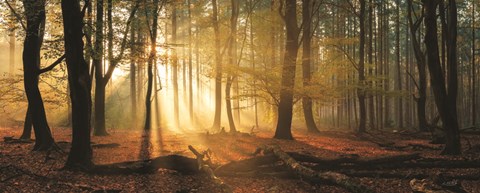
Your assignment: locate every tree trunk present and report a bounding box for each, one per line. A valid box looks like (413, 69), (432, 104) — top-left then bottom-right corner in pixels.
(274, 0), (299, 140)
(144, 0), (159, 132)
(301, 0), (319, 133)
(367, 0), (375, 130)
(20, 107), (32, 139)
(172, 5), (180, 129)
(61, 0), (94, 169)
(423, 0), (461, 155)
(472, 1), (477, 126)
(93, 0), (108, 136)
(395, 0), (403, 129)
(22, 0), (55, 151)
(226, 0), (239, 133)
(407, 0), (428, 132)
(445, 0), (461, 155)
(357, 0), (367, 133)
(211, 0), (222, 131)
(130, 18), (137, 128)
(187, 0), (194, 124)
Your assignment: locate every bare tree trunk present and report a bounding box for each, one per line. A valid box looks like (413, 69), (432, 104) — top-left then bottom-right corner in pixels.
(473, 2), (477, 126)
(171, 5), (180, 129)
(144, 0), (159, 132)
(226, 0), (239, 133)
(130, 18), (137, 128)
(407, 0), (428, 132)
(211, 0), (222, 131)
(274, 0), (299, 140)
(301, 0), (319, 133)
(187, 0), (193, 124)
(22, 0), (55, 151)
(368, 0), (375, 130)
(357, 0), (367, 133)
(423, 0), (461, 155)
(395, 0), (403, 129)
(93, 0), (108, 136)
(61, 0), (94, 169)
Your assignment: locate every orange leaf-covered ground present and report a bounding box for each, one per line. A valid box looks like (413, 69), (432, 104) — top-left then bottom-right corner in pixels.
(1, 127), (480, 192)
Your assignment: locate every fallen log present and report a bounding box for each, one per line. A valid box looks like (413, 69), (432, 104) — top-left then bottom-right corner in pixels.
(339, 170), (480, 180)
(91, 155), (200, 175)
(188, 145), (232, 193)
(349, 159), (480, 170)
(259, 145), (372, 193)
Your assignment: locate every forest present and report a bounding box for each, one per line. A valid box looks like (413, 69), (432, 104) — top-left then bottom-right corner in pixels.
(0, 0), (479, 192)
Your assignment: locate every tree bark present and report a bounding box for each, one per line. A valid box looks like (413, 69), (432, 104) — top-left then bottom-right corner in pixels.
(407, 0), (428, 132)
(61, 0), (94, 169)
(301, 0), (319, 133)
(423, 0), (461, 155)
(144, 0), (159, 132)
(473, 1), (477, 126)
(93, 0), (108, 136)
(211, 0), (222, 131)
(274, 0), (299, 140)
(22, 0), (55, 151)
(172, 5), (180, 129)
(226, 0), (239, 133)
(357, 0), (367, 133)
(444, 0), (461, 155)
(130, 17), (137, 128)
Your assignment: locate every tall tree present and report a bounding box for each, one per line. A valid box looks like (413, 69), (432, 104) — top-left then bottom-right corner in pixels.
(93, 0), (139, 135)
(144, 0), (160, 132)
(211, 0), (222, 131)
(130, 16), (137, 127)
(92, 0), (106, 135)
(172, 4), (180, 128)
(301, 0), (320, 133)
(357, 0), (367, 133)
(473, 1), (477, 126)
(22, 0), (55, 150)
(274, 0), (299, 140)
(187, 0), (193, 124)
(395, 0), (403, 128)
(225, 0), (239, 133)
(61, 0), (94, 169)
(423, 0), (461, 155)
(407, 0), (428, 132)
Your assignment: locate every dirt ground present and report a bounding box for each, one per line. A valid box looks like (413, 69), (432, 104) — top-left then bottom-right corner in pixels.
(1, 126), (479, 193)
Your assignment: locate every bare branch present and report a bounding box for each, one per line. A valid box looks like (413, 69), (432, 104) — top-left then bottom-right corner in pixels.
(4, 0), (26, 30)
(38, 54), (66, 75)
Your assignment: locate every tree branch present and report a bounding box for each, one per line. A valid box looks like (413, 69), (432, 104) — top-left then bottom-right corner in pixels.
(38, 55), (66, 75)
(103, 0), (140, 84)
(4, 0), (26, 30)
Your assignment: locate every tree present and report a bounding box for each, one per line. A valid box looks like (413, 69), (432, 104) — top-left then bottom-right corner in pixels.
(22, 0), (55, 151)
(357, 0), (367, 133)
(472, 1), (477, 126)
(225, 0), (239, 133)
(61, 0), (94, 168)
(172, 4), (180, 129)
(407, 0), (428, 132)
(92, 0), (139, 135)
(301, 0), (320, 133)
(211, 0), (222, 131)
(395, 0), (403, 129)
(274, 0), (299, 140)
(423, 0), (461, 155)
(144, 0), (160, 132)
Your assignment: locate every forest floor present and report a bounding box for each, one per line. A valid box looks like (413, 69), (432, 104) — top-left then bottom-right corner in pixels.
(1, 126), (480, 193)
